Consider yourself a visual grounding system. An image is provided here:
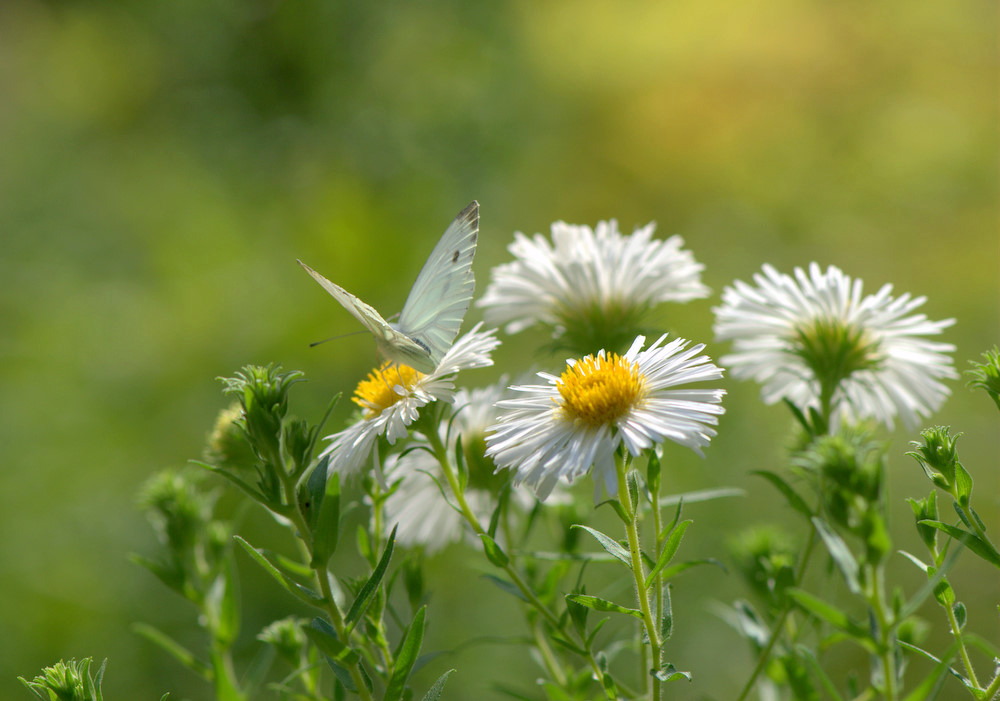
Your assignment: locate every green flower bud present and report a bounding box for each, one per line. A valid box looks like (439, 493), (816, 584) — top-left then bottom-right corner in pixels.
(907, 426), (961, 492)
(19, 658), (106, 701)
(258, 617), (308, 667)
(966, 346), (1000, 411)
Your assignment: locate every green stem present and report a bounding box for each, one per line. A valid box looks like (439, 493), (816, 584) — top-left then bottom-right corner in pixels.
(424, 425), (614, 697)
(867, 563), (897, 701)
(982, 671), (1000, 700)
(533, 622), (569, 688)
(279, 471), (375, 701)
(736, 527), (818, 701)
(944, 600), (980, 691)
(617, 457), (662, 701)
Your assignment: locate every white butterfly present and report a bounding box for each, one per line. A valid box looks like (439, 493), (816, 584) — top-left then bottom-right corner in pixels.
(298, 201), (479, 374)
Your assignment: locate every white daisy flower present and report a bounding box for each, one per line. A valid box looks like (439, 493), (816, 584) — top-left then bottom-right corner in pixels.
(383, 384), (537, 553)
(713, 263), (957, 429)
(477, 220), (709, 353)
(485, 335), (726, 500)
(321, 324), (500, 476)
(380, 451), (495, 553)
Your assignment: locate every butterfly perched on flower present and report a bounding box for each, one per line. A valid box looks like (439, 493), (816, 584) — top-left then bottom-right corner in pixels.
(298, 201), (479, 373)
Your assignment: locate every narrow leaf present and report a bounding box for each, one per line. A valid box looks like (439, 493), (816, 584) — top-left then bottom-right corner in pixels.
(657, 486), (744, 507)
(812, 517), (860, 593)
(787, 589), (867, 639)
(796, 645), (845, 701)
(753, 470), (812, 518)
(132, 623), (212, 679)
(652, 663), (691, 683)
(482, 574), (529, 602)
(384, 607), (426, 701)
(660, 584), (674, 641)
(645, 521), (692, 588)
(657, 557), (727, 580)
(347, 526), (397, 626)
(310, 471), (341, 568)
(919, 520), (1000, 567)
(420, 670), (455, 701)
(233, 536), (324, 605)
(565, 594), (643, 619)
(899, 640), (965, 701)
(597, 498), (630, 524)
(479, 533), (509, 567)
(305, 618), (359, 664)
(626, 470), (640, 513)
(572, 525), (631, 567)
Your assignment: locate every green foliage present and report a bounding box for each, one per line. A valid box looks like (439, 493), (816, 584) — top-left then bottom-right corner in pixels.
(19, 658), (106, 701)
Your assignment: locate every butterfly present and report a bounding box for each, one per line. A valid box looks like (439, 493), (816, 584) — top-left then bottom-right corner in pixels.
(298, 201), (479, 374)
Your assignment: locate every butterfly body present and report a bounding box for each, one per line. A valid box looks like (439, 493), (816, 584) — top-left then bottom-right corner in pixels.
(299, 201), (479, 373)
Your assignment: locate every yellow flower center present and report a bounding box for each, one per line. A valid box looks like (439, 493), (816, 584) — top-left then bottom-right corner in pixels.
(352, 362), (424, 418)
(556, 353), (647, 427)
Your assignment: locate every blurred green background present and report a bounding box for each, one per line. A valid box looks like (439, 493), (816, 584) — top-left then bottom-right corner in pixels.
(1, 0), (995, 698)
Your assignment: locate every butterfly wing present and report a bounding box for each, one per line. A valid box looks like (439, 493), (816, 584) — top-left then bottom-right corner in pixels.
(396, 201), (479, 363)
(297, 259), (437, 372)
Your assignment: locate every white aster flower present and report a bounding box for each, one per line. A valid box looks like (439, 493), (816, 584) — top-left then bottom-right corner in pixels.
(380, 451), (496, 553)
(321, 324), (500, 476)
(713, 263), (957, 429)
(383, 384), (537, 553)
(486, 335), (726, 500)
(477, 220), (709, 354)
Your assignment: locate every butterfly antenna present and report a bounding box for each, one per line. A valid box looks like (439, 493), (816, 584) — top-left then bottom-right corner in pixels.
(308, 330), (369, 348)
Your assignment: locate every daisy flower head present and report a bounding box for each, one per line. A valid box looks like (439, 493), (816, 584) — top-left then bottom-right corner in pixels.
(383, 383), (537, 552)
(320, 323), (500, 477)
(477, 220), (710, 355)
(485, 335), (726, 500)
(713, 263), (957, 429)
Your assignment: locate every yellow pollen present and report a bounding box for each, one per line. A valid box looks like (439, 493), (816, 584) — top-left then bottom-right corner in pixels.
(352, 362), (424, 418)
(556, 353), (646, 427)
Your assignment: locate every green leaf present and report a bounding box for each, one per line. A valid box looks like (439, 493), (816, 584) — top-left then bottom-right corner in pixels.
(310, 471), (341, 569)
(657, 557), (727, 580)
(652, 663), (691, 683)
(233, 536), (324, 606)
(657, 486), (744, 508)
(597, 497), (630, 524)
(459, 432), (474, 485)
(564, 594), (643, 619)
(566, 591), (589, 636)
(304, 618), (359, 664)
(919, 520), (1000, 568)
(384, 607), (426, 701)
(811, 517), (860, 593)
(347, 526), (397, 627)
(129, 553), (184, 595)
(953, 462), (973, 508)
(660, 584), (674, 641)
(132, 623), (212, 679)
(572, 525), (631, 567)
(626, 470), (640, 512)
(899, 543), (963, 620)
(796, 645), (845, 701)
(487, 483), (510, 539)
(646, 451), (661, 496)
(482, 574), (529, 602)
(479, 533), (510, 567)
(645, 520), (692, 588)
(953, 602), (967, 630)
(205, 562), (241, 647)
(753, 470), (812, 519)
(192, 460), (268, 506)
(899, 640), (964, 701)
(787, 589), (868, 640)
(420, 670), (456, 701)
